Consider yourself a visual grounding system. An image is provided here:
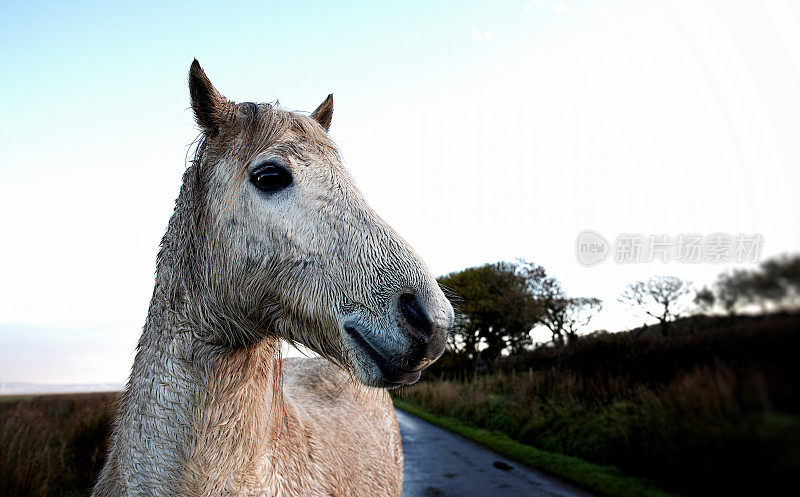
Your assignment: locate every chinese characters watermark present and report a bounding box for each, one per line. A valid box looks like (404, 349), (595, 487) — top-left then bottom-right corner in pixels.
(575, 231), (763, 266)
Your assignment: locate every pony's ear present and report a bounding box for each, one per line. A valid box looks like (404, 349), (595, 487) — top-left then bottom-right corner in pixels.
(189, 59), (228, 135)
(310, 94), (333, 131)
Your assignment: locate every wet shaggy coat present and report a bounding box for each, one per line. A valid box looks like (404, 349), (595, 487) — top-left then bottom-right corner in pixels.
(89, 61), (455, 496)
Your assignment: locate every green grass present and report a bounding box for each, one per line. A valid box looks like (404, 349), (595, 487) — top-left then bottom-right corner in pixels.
(393, 398), (678, 497)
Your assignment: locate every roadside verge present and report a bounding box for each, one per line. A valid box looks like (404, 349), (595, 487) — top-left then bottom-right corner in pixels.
(392, 399), (679, 497)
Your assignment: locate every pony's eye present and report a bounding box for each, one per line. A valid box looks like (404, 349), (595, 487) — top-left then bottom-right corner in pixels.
(250, 161), (293, 193)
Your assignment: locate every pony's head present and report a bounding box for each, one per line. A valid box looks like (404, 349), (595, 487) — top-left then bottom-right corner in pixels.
(180, 60), (452, 387)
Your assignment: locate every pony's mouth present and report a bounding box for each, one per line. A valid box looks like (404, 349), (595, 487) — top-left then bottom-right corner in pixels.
(344, 323), (422, 386)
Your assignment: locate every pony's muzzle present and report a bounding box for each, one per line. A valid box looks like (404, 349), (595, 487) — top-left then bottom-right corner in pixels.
(395, 291), (451, 371)
(341, 289), (452, 386)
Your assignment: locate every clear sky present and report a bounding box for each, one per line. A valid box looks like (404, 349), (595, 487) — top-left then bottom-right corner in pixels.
(1, 0), (799, 384)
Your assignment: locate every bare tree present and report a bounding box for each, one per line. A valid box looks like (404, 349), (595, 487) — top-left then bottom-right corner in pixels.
(539, 292), (569, 346)
(525, 269), (603, 346)
(525, 271), (568, 345)
(563, 297), (603, 345)
(619, 276), (692, 335)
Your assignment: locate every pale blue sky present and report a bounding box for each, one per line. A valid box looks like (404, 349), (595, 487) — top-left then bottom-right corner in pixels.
(2, 0), (799, 384)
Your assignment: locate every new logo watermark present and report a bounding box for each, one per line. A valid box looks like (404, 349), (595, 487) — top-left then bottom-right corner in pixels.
(575, 230), (610, 266)
(575, 231), (763, 266)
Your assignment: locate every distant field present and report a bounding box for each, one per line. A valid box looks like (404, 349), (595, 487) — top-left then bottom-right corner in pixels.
(0, 392), (118, 497)
(0, 394), (37, 403)
(0, 391), (121, 404)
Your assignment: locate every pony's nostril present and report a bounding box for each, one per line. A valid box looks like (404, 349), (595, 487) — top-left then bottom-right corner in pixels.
(398, 292), (434, 342)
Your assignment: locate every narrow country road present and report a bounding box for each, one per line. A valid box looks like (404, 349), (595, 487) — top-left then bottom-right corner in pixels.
(396, 409), (593, 497)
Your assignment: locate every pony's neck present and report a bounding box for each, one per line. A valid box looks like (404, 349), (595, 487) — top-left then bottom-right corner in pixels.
(106, 178), (284, 495)
(112, 281), (283, 495)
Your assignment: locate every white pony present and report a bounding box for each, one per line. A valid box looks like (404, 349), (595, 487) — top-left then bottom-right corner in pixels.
(92, 60), (453, 497)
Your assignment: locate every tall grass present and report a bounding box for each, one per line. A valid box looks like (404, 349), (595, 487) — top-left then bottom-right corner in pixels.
(0, 393), (117, 497)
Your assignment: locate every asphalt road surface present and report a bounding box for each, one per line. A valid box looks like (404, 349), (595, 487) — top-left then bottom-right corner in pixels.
(397, 409), (593, 497)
